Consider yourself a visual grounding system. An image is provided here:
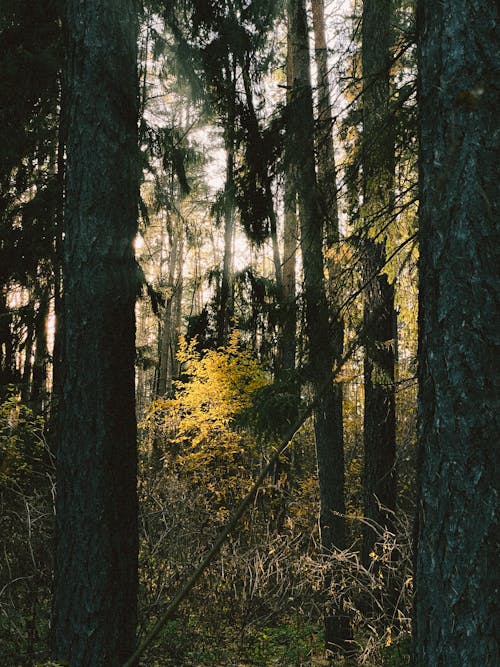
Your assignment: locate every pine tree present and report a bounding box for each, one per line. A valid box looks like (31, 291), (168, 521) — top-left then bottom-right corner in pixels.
(414, 0), (499, 663)
(287, 0), (350, 652)
(361, 0), (397, 566)
(52, 2), (139, 664)
(0, 0), (61, 402)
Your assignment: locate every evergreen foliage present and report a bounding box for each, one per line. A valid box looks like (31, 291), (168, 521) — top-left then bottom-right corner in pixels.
(1, 0), (494, 664)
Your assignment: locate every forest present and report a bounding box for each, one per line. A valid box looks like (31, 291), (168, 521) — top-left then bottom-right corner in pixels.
(0, 0), (498, 666)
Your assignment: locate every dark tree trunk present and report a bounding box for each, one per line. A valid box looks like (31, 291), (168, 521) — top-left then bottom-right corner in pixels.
(361, 0), (397, 567)
(281, 174), (297, 373)
(169, 231), (184, 389)
(157, 223), (182, 397)
(51, 75), (66, 421)
(21, 301), (34, 403)
(0, 290), (18, 396)
(280, 29), (297, 374)
(240, 61), (283, 300)
(288, 0), (350, 653)
(311, 0), (345, 536)
(311, 0), (339, 248)
(52, 2), (139, 665)
(30, 286), (50, 414)
(414, 1), (499, 665)
(217, 91), (236, 348)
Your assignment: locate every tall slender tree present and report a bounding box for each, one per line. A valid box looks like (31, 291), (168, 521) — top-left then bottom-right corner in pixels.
(0, 0), (61, 403)
(217, 87), (237, 347)
(361, 0), (397, 566)
(162, 0), (281, 350)
(414, 0), (499, 664)
(157, 217), (184, 397)
(311, 0), (339, 248)
(287, 0), (350, 652)
(311, 0), (345, 552)
(52, 2), (139, 664)
(280, 26), (298, 374)
(30, 281), (50, 413)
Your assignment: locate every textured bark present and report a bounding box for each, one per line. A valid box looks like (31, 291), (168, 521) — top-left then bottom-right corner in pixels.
(52, 2), (139, 665)
(21, 306), (35, 403)
(30, 286), (50, 413)
(169, 233), (184, 388)
(311, 0), (339, 247)
(51, 80), (66, 416)
(217, 99), (236, 348)
(0, 291), (18, 396)
(361, 0), (397, 567)
(157, 225), (183, 397)
(280, 27), (297, 373)
(311, 0), (345, 536)
(288, 0), (349, 652)
(281, 180), (297, 372)
(217, 177), (234, 347)
(414, 1), (500, 665)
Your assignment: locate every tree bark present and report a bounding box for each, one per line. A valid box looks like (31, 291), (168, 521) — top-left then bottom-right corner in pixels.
(288, 0), (350, 652)
(311, 0), (339, 247)
(0, 290), (17, 396)
(281, 10), (298, 374)
(311, 0), (345, 545)
(51, 73), (66, 422)
(414, 1), (499, 664)
(21, 305), (35, 403)
(361, 0), (397, 567)
(30, 285), (50, 414)
(217, 89), (236, 348)
(157, 221), (181, 397)
(52, 2), (139, 665)
(168, 229), (184, 391)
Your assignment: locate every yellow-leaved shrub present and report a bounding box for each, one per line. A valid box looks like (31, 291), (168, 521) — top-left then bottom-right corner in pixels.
(143, 333), (270, 517)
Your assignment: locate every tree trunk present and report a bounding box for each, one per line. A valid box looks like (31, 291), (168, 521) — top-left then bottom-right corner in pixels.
(288, 0), (350, 653)
(414, 1), (499, 664)
(52, 2), (139, 665)
(311, 0), (345, 545)
(217, 90), (236, 348)
(0, 290), (17, 396)
(280, 17), (298, 374)
(21, 305), (35, 403)
(281, 177), (297, 373)
(361, 0), (397, 567)
(30, 285), (50, 414)
(51, 74), (66, 422)
(157, 223), (180, 397)
(168, 230), (184, 392)
(311, 0), (339, 247)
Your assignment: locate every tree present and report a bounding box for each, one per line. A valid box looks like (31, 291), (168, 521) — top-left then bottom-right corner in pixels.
(361, 0), (397, 566)
(414, 0), (499, 664)
(162, 0), (282, 353)
(157, 216), (184, 397)
(280, 27), (298, 375)
(310, 0), (345, 555)
(217, 98), (237, 347)
(287, 0), (350, 652)
(0, 0), (61, 403)
(311, 0), (340, 248)
(51, 2), (139, 664)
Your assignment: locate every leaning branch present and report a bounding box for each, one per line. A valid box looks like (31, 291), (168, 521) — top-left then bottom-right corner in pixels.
(122, 342), (357, 667)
